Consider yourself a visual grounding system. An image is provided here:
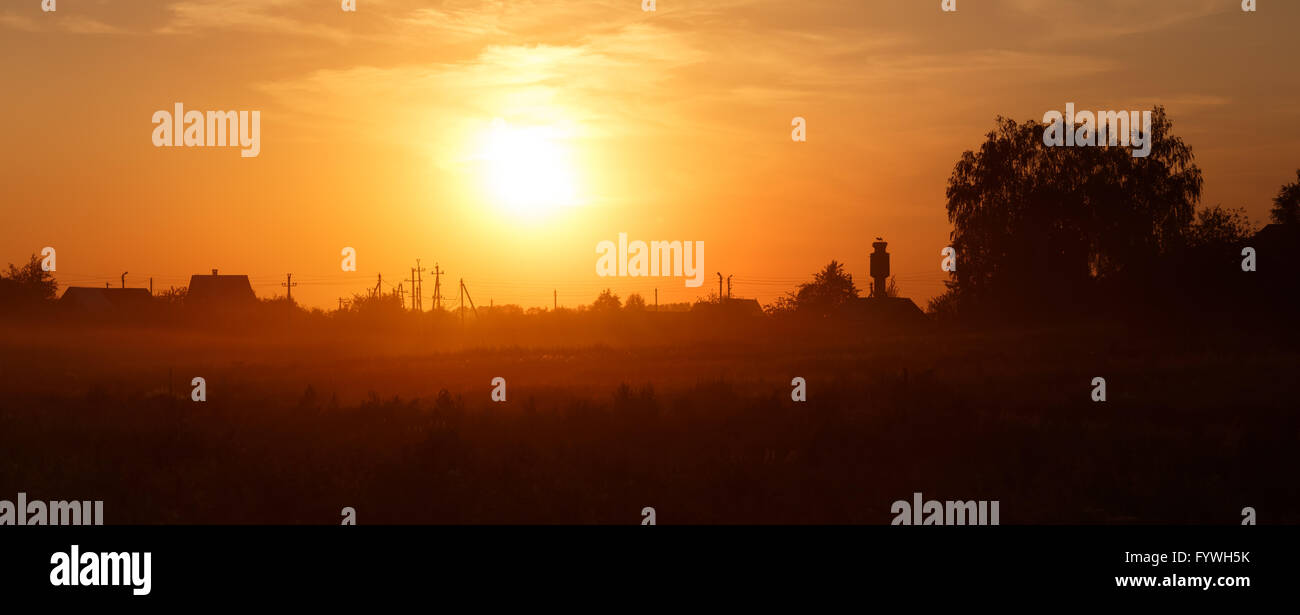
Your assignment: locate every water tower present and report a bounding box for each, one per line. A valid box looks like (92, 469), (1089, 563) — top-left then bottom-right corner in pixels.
(869, 238), (890, 298)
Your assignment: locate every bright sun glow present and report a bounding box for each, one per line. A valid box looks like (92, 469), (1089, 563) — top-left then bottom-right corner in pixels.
(478, 118), (579, 218)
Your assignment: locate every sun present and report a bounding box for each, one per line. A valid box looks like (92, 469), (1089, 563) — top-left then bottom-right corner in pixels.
(477, 118), (580, 218)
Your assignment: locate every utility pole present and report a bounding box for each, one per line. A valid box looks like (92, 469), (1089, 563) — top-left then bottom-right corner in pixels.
(655, 288), (658, 311)
(412, 262), (420, 311)
(431, 263), (444, 311)
(121, 271), (128, 288)
(726, 275), (732, 299)
(397, 283), (404, 307)
(459, 278), (479, 325)
(373, 273), (382, 298)
(282, 273), (298, 302)
(553, 289), (557, 311)
(717, 272), (723, 302)
(406, 268), (419, 311)
(414, 259), (427, 312)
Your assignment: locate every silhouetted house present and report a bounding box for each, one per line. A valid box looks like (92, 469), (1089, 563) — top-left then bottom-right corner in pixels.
(1248, 223), (1300, 301)
(186, 269), (256, 309)
(724, 297), (762, 314)
(1251, 224), (1300, 275)
(692, 296), (763, 317)
(854, 295), (927, 324)
(59, 287), (152, 312)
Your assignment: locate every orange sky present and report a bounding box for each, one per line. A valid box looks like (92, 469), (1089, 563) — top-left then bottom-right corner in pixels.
(3, 0), (1298, 309)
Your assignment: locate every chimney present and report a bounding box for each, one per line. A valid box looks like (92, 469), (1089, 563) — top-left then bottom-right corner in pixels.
(869, 238), (890, 298)
(212, 269), (219, 276)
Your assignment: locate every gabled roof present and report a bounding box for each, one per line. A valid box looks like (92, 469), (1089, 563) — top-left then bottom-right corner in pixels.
(186, 272), (256, 305)
(851, 296), (928, 324)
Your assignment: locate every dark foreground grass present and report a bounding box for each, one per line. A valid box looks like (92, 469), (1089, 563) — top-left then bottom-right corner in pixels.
(1, 322), (1297, 523)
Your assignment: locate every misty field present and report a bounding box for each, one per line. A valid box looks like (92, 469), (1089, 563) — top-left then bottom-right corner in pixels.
(1, 318), (1297, 524)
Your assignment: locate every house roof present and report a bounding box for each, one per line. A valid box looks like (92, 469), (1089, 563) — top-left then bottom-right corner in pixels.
(186, 272), (256, 305)
(693, 297), (763, 315)
(851, 296), (928, 324)
(59, 287), (152, 311)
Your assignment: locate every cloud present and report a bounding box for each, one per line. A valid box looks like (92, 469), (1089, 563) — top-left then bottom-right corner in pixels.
(253, 31), (696, 150)
(155, 0), (349, 41)
(60, 15), (127, 34)
(0, 13), (39, 32)
(0, 11), (124, 34)
(250, 0), (1139, 158)
(999, 0), (1227, 44)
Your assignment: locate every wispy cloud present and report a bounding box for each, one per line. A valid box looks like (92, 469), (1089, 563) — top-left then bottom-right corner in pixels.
(1000, 0), (1227, 44)
(0, 11), (124, 34)
(0, 13), (39, 32)
(154, 0), (350, 41)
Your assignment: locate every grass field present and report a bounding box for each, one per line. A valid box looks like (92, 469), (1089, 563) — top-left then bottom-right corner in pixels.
(2, 316), (1297, 524)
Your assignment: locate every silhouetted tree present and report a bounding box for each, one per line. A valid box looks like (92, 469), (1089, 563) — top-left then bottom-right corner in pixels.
(346, 290), (402, 314)
(926, 282), (960, 319)
(1188, 205), (1255, 248)
(1271, 169), (1300, 225)
(0, 253), (58, 307)
(1161, 204), (1259, 308)
(592, 288), (621, 312)
(624, 293), (647, 311)
(788, 260), (859, 316)
(155, 285), (187, 305)
(944, 106), (1201, 315)
(694, 291), (720, 307)
(764, 294), (796, 315)
(485, 303), (524, 317)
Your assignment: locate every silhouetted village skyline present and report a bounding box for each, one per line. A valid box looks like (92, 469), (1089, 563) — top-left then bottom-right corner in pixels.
(43, 239), (932, 323)
(9, 213), (1294, 330)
